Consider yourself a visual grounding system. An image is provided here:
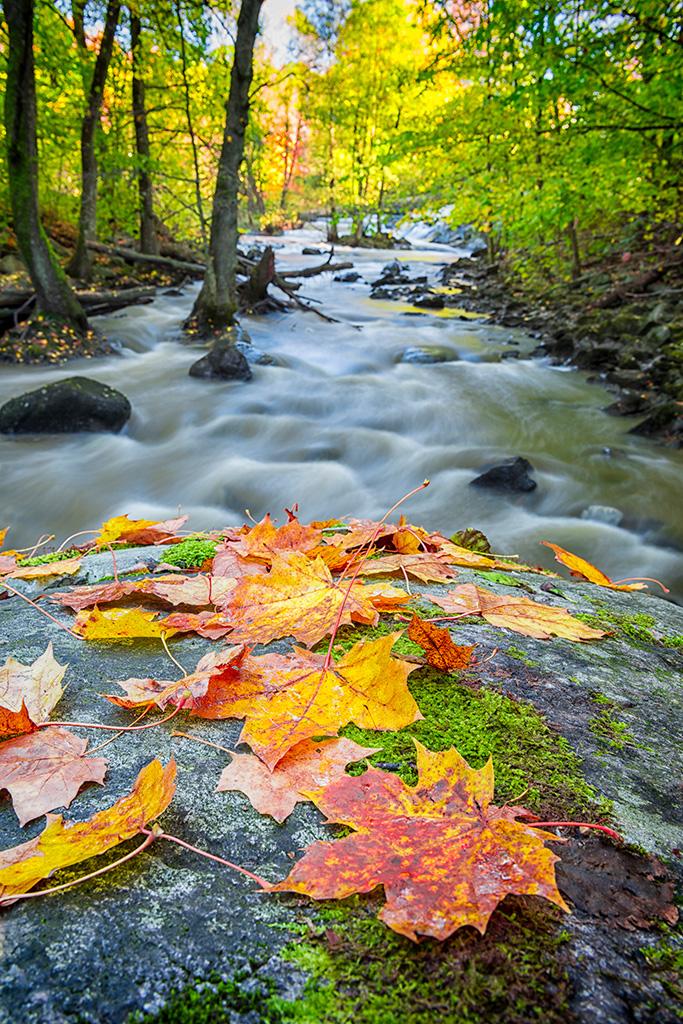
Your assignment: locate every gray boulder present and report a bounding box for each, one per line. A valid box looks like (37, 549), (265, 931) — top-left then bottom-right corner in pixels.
(189, 339), (252, 381)
(0, 376), (131, 434)
(471, 456), (537, 493)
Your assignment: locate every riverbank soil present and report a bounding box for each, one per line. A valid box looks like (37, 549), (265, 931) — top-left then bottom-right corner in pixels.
(440, 231), (683, 447)
(0, 540), (681, 1024)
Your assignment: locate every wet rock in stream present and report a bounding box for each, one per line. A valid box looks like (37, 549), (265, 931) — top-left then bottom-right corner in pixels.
(0, 377), (131, 434)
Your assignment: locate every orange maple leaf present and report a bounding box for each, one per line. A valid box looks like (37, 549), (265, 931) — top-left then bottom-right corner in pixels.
(224, 551), (409, 647)
(217, 737), (380, 823)
(8, 557), (82, 580)
(0, 703), (37, 741)
(271, 742), (568, 940)
(193, 633), (421, 768)
(407, 615), (474, 671)
(426, 583), (606, 641)
(103, 647), (247, 711)
(230, 513), (323, 564)
(0, 759), (176, 901)
(0, 728), (107, 826)
(540, 542), (654, 591)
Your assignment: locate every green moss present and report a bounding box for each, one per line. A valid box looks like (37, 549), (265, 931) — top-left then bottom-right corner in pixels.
(137, 899), (573, 1024)
(342, 666), (603, 819)
(504, 645), (540, 668)
(19, 548), (81, 566)
(640, 931), (683, 1018)
(576, 608), (662, 648)
(588, 692), (649, 753)
(271, 899), (573, 1024)
(161, 538), (217, 569)
(128, 972), (286, 1023)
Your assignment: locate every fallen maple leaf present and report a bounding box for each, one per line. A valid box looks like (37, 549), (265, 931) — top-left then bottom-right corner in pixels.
(392, 517), (430, 555)
(0, 758), (175, 902)
(0, 703), (37, 741)
(53, 574), (235, 612)
(73, 607), (176, 640)
(230, 513), (323, 564)
(225, 551), (408, 647)
(0, 728), (107, 826)
(407, 615), (474, 671)
(212, 544), (267, 579)
(426, 584), (606, 642)
(9, 557), (82, 580)
(159, 610), (233, 639)
(437, 541), (542, 573)
(0, 555), (17, 573)
(354, 552), (458, 585)
(95, 514), (188, 548)
(325, 518), (398, 552)
(217, 737), (380, 823)
(103, 647), (247, 711)
(541, 542), (650, 591)
(0, 645), (67, 723)
(0, 528), (8, 549)
(270, 741), (568, 940)
(194, 633), (421, 768)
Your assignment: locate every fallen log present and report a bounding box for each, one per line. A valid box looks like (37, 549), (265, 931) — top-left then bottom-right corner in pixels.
(86, 240), (205, 275)
(0, 285), (156, 331)
(280, 260), (354, 279)
(592, 257), (683, 309)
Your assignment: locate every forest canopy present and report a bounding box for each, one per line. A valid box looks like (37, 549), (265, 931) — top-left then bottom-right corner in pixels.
(0, 0), (680, 287)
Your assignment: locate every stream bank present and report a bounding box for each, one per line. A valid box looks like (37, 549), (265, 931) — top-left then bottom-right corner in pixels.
(436, 248), (683, 448)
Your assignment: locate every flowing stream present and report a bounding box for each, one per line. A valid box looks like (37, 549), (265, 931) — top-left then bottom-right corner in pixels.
(2, 225), (682, 597)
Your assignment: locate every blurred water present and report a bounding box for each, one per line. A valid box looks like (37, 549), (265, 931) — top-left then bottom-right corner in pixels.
(1, 224), (682, 597)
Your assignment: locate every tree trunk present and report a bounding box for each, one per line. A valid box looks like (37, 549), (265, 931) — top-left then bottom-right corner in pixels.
(2, 0), (87, 329)
(190, 0), (264, 331)
(130, 12), (159, 255)
(67, 0), (121, 281)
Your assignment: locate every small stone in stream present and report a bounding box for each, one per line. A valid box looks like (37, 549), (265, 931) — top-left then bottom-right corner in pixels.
(162, 288), (184, 297)
(189, 340), (252, 382)
(470, 456), (537, 493)
(412, 292), (445, 309)
(0, 376), (131, 434)
(334, 271), (362, 283)
(302, 246), (323, 256)
(581, 505), (624, 527)
(397, 345), (459, 364)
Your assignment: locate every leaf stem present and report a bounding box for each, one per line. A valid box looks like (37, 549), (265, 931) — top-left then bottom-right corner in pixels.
(323, 480), (430, 671)
(42, 705), (183, 733)
(143, 829), (270, 887)
(529, 820), (623, 842)
(171, 730), (234, 755)
(611, 576), (670, 593)
(0, 582), (82, 640)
